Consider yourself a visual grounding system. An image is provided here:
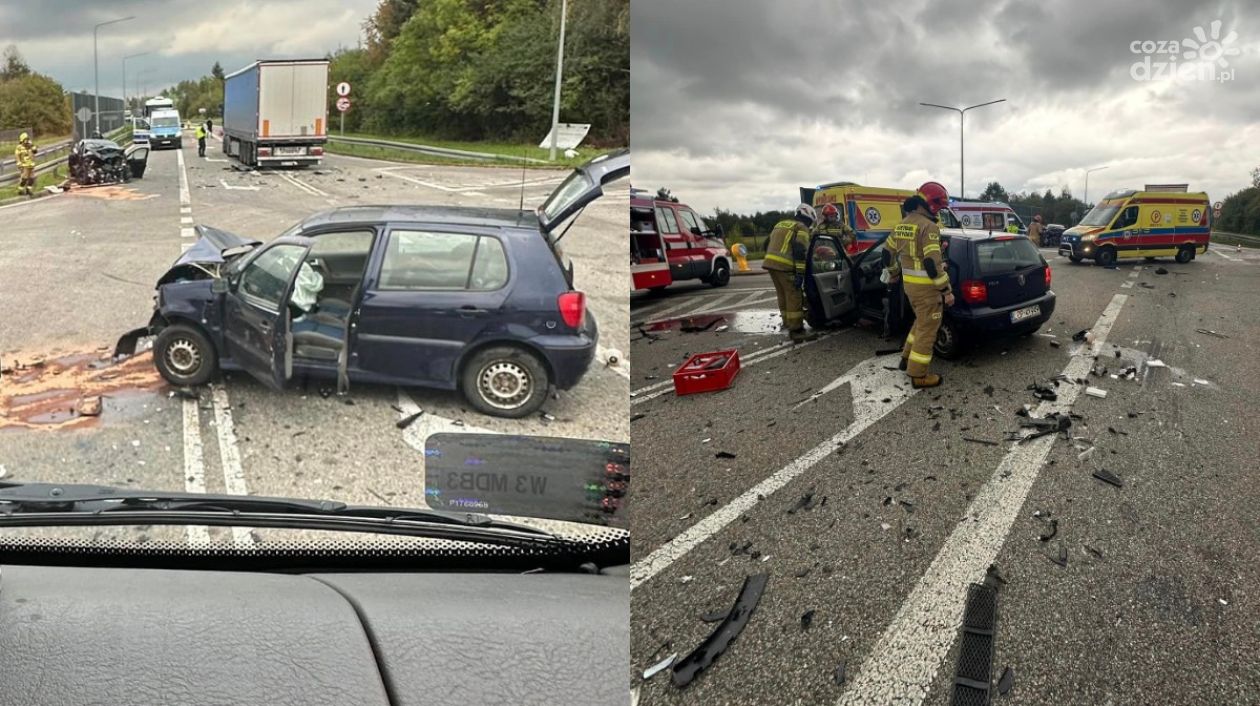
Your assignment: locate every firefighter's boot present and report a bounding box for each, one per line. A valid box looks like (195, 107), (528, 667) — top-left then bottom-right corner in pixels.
(911, 374), (942, 388)
(898, 357), (908, 371)
(790, 329), (818, 343)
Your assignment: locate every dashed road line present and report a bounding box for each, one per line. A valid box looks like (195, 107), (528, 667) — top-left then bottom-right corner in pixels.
(181, 398), (212, 545)
(837, 294), (1128, 705)
(1212, 248), (1240, 262)
(210, 384), (253, 546)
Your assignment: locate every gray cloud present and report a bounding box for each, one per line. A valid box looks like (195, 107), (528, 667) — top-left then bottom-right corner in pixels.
(631, 0), (1259, 214)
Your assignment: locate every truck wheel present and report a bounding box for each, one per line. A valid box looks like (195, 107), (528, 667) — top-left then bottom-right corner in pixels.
(461, 345), (549, 418)
(1095, 247), (1117, 267)
(154, 324), (218, 387)
(1175, 246), (1194, 263)
(708, 261), (731, 287)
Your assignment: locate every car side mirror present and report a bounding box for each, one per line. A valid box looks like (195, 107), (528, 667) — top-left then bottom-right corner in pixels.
(714, 224), (725, 237)
(211, 278), (229, 295)
(690, 227), (703, 236)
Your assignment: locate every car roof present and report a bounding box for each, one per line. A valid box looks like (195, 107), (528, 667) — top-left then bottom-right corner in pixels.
(298, 204), (538, 231)
(942, 230), (1029, 241)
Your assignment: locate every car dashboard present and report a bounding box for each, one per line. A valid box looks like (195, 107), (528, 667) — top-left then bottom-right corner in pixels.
(1, 563), (629, 706)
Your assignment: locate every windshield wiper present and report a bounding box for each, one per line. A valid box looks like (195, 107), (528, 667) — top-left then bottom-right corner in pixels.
(0, 481), (562, 547)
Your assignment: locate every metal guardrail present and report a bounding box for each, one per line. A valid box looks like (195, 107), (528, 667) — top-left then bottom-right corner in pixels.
(0, 126), (131, 186)
(1210, 230), (1260, 247)
(326, 134), (552, 165)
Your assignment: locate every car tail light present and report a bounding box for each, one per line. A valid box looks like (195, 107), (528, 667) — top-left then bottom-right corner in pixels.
(1044, 265), (1052, 287)
(558, 291), (586, 329)
(311, 146), (324, 156)
(993, 235), (1016, 241)
(960, 279), (987, 304)
(257, 147), (271, 157)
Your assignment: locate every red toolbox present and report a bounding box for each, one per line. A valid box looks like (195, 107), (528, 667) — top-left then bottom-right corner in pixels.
(672, 349), (741, 396)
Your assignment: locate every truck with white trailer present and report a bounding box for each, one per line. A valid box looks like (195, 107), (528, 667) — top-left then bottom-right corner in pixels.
(222, 59), (329, 167)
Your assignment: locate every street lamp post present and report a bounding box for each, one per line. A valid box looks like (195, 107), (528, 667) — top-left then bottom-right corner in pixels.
(919, 99), (1006, 199)
(547, 0), (568, 161)
(1083, 166), (1109, 206)
(123, 51), (149, 118)
(94, 15), (135, 134)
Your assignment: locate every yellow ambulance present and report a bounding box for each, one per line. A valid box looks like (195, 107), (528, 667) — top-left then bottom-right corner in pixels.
(1058, 189), (1211, 266)
(802, 182), (914, 255)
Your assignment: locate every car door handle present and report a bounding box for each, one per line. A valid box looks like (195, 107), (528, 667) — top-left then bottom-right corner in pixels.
(458, 306), (489, 317)
(258, 321), (272, 334)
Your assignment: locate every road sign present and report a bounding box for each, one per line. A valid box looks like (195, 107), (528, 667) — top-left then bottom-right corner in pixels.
(75, 107), (93, 124)
(336, 82), (351, 97)
(1213, 201), (1223, 210)
(1214, 209), (1222, 218)
(336, 97), (351, 113)
(538, 122), (591, 150)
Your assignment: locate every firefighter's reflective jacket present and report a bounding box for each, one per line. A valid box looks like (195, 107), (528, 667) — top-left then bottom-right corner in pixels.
(818, 222), (856, 250)
(763, 219), (811, 273)
(15, 143), (36, 168)
(885, 210), (950, 293)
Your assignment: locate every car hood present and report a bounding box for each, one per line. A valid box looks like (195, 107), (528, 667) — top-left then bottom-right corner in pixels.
(1064, 226), (1106, 237)
(536, 148), (631, 234)
(174, 224), (261, 267)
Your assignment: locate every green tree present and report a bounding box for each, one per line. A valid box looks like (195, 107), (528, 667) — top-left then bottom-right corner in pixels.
(211, 61), (225, 81)
(0, 71), (72, 136)
(979, 181), (1008, 202)
(1, 45), (31, 81)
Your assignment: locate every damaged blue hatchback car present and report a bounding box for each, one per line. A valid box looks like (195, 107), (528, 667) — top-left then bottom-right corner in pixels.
(115, 149), (629, 418)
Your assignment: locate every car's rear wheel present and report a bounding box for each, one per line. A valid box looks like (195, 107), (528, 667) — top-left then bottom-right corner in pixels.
(154, 324), (217, 387)
(1095, 247), (1117, 267)
(462, 346), (549, 418)
(708, 261), (731, 287)
(933, 317), (964, 360)
(1175, 246), (1194, 263)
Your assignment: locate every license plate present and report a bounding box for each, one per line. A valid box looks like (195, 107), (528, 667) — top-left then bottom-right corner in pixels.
(1011, 305), (1040, 323)
(275, 146), (306, 156)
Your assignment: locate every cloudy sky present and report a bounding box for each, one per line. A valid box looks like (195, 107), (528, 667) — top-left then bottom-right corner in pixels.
(631, 0), (1260, 215)
(0, 0), (375, 96)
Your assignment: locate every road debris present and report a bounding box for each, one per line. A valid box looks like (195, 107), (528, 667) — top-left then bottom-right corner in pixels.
(1039, 518), (1059, 542)
(1146, 359), (1166, 368)
(642, 653), (677, 681)
(997, 666), (1015, 695)
(834, 661), (846, 685)
(1155, 267), (1169, 275)
(1092, 468), (1124, 488)
(715, 451), (737, 459)
(701, 610), (729, 622)
(1084, 545), (1104, 559)
(395, 410), (425, 429)
(950, 582), (999, 704)
(1193, 378), (1210, 386)
(75, 396), (102, 417)
(1072, 329), (1089, 342)
(1050, 340), (1061, 348)
(1196, 328), (1229, 339)
(1084, 387), (1108, 399)
(1027, 380), (1059, 401)
(800, 609), (815, 631)
(1050, 542), (1068, 567)
(1077, 446), (1096, 462)
(671, 573), (769, 688)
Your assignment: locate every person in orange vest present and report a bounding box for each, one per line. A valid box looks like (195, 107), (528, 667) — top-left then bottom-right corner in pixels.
(762, 203), (818, 343)
(882, 181), (953, 388)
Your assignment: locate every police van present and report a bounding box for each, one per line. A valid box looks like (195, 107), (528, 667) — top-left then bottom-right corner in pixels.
(1058, 188), (1211, 266)
(803, 182), (914, 254)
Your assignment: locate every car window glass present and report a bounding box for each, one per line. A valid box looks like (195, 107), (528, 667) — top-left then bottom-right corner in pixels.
(976, 239), (1042, 275)
(469, 236), (509, 290)
(239, 244), (307, 310)
(632, 207), (656, 233)
(938, 209), (961, 229)
(982, 212), (1005, 230)
(309, 230), (375, 281)
(380, 230), (479, 289)
(655, 207), (679, 234)
(679, 210), (701, 233)
(1113, 206), (1138, 229)
(810, 237), (843, 273)
(1080, 202), (1122, 227)
(539, 170), (594, 221)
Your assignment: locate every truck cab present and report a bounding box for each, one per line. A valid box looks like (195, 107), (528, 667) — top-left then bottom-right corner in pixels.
(631, 189), (730, 291)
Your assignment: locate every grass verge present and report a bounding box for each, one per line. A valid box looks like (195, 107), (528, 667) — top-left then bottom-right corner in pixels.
(329, 131), (619, 169)
(0, 166), (68, 201)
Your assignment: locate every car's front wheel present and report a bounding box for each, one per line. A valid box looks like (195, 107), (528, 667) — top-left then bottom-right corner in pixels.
(1095, 247), (1117, 267)
(154, 324), (218, 387)
(933, 317), (965, 359)
(1068, 256), (1083, 264)
(708, 261), (731, 287)
(462, 346), (550, 418)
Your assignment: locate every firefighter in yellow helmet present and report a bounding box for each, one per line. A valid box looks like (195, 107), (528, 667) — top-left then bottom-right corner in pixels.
(762, 203), (818, 343)
(15, 132), (38, 197)
(883, 182), (953, 388)
(818, 202), (857, 253)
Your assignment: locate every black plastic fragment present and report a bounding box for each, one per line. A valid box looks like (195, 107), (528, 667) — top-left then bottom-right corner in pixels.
(672, 573), (769, 687)
(1154, 267), (1169, 274)
(788, 491), (818, 514)
(700, 610), (729, 623)
(1049, 542), (1068, 567)
(1084, 544), (1104, 559)
(963, 437), (1000, 446)
(1038, 518), (1059, 542)
(1092, 468), (1123, 488)
(997, 666), (1014, 695)
(395, 410), (425, 429)
(800, 609), (815, 631)
(950, 582), (998, 706)
(1072, 330), (1088, 342)
(834, 661), (846, 685)
(715, 451), (737, 459)
(631, 413), (646, 422)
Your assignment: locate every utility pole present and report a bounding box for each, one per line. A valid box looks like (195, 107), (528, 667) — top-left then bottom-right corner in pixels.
(94, 16), (134, 134)
(123, 51), (149, 118)
(548, 0), (568, 161)
(919, 99), (1006, 198)
(1084, 165), (1109, 206)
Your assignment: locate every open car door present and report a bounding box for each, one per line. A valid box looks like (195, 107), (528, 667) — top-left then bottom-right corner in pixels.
(124, 144), (150, 179)
(537, 149), (631, 235)
(804, 233), (857, 325)
(221, 237), (315, 390)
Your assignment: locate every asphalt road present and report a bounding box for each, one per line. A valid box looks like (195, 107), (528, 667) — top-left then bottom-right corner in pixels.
(0, 129), (628, 544)
(629, 248), (1260, 704)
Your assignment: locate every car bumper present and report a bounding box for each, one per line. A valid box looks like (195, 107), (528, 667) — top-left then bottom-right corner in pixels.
(1058, 240), (1096, 259)
(951, 291), (1057, 335)
(150, 136), (181, 148)
(536, 313), (599, 390)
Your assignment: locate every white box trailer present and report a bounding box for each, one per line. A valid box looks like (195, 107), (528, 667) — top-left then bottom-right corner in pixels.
(223, 59), (329, 167)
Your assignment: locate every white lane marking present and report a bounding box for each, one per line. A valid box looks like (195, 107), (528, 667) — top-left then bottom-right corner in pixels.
(180, 206), (192, 214)
(0, 192), (66, 211)
(729, 290), (779, 309)
(1212, 248), (1239, 262)
(218, 178), (259, 191)
(176, 148), (190, 206)
(630, 350), (918, 590)
(838, 294), (1128, 706)
(181, 227), (195, 238)
(209, 384), (253, 546)
(596, 344), (631, 379)
(632, 287), (776, 316)
(180, 216), (194, 224)
(683, 291), (742, 315)
(640, 295), (712, 321)
(630, 331), (844, 406)
(464, 190), (488, 197)
(1121, 281), (1134, 288)
(204, 157), (229, 163)
(278, 170), (328, 197)
(375, 168), (458, 192)
(181, 398), (212, 545)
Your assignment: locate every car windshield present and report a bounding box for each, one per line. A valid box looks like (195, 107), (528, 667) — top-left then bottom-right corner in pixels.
(1080, 201), (1124, 226)
(152, 116), (179, 128)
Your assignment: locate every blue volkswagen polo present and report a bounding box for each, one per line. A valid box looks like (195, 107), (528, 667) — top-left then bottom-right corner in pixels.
(115, 149), (629, 418)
